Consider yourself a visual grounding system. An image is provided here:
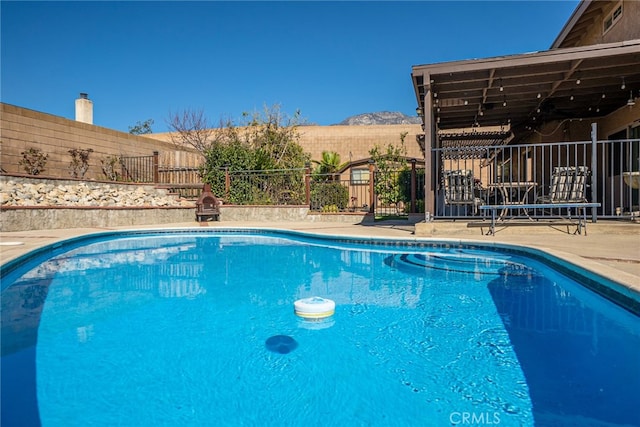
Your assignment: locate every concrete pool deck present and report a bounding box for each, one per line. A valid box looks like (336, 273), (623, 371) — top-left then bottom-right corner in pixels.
(1, 219), (639, 299)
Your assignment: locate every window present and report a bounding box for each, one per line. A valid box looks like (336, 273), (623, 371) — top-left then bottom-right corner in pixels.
(603, 2), (623, 34)
(351, 168), (370, 185)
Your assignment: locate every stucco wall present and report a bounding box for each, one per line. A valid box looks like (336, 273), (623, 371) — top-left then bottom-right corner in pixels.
(602, 1), (640, 44)
(529, 101), (639, 143)
(567, 0), (640, 47)
(597, 101), (640, 138)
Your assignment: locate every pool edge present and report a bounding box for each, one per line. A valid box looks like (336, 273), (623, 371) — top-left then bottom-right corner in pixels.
(2, 225), (639, 316)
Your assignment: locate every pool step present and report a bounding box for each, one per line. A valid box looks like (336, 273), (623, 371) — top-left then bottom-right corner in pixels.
(385, 252), (537, 276)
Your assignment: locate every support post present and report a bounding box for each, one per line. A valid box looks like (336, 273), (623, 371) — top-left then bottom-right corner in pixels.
(590, 123), (598, 222)
(305, 162), (311, 207)
(422, 76), (435, 221)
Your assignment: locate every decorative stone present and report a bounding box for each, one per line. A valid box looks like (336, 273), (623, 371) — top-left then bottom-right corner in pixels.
(1, 179), (195, 209)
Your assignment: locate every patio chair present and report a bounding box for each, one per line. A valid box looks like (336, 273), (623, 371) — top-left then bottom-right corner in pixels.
(480, 166), (599, 235)
(442, 169), (483, 215)
(537, 166), (590, 204)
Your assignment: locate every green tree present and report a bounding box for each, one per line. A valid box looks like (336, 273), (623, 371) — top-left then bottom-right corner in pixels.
(369, 132), (409, 214)
(198, 105), (310, 204)
(200, 141), (257, 204)
(128, 119), (154, 135)
(240, 104), (309, 170)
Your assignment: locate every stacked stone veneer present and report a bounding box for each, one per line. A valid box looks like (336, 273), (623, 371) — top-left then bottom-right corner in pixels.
(1, 176), (195, 232)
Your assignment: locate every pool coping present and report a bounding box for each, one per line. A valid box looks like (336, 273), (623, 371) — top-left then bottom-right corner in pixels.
(2, 225), (639, 316)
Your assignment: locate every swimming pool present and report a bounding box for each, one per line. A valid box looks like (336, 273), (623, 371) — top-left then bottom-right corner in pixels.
(1, 229), (639, 426)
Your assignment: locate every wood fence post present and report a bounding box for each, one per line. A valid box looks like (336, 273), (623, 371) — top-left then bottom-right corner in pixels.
(153, 151), (159, 183)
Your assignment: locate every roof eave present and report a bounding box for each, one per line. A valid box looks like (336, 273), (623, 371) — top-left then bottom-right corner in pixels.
(550, 0), (592, 49)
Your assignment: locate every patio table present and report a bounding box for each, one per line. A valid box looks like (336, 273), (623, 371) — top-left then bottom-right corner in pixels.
(487, 181), (538, 218)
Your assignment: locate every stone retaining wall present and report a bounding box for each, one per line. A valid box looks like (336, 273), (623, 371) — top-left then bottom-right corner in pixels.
(1, 175), (196, 231)
(0, 175), (416, 231)
(216, 206), (372, 223)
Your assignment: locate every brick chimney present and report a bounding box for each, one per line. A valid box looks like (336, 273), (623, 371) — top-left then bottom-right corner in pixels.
(75, 93), (93, 124)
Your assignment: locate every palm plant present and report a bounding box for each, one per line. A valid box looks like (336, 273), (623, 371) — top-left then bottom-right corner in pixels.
(312, 151), (347, 181)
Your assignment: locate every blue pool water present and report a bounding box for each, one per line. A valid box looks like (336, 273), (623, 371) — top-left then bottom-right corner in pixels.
(1, 230), (639, 426)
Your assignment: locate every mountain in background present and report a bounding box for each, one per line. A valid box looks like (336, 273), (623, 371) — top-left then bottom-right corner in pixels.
(335, 111), (422, 126)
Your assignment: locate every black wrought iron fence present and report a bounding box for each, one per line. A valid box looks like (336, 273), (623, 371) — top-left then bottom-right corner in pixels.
(115, 150), (426, 214)
(373, 167), (425, 216)
(310, 175), (371, 213)
(119, 153), (157, 183)
(217, 168), (307, 205)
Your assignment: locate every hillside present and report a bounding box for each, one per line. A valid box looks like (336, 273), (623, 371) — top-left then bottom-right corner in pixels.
(336, 111), (422, 126)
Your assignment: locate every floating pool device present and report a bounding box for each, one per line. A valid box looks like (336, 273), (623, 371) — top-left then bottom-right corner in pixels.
(297, 317), (335, 330)
(294, 296), (335, 320)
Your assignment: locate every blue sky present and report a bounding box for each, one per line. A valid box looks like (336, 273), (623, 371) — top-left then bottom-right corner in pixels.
(1, 1), (579, 132)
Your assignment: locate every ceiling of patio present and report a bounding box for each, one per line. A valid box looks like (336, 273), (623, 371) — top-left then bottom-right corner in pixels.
(412, 40), (640, 136)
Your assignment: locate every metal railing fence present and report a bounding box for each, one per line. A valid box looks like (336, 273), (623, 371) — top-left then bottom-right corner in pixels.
(119, 153), (157, 183)
(595, 138), (640, 218)
(433, 138), (640, 220)
(373, 167), (425, 216)
(310, 175), (371, 213)
(219, 168), (308, 205)
(114, 137), (639, 220)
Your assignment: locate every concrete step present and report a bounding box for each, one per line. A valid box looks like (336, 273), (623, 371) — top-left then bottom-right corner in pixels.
(415, 219), (640, 237)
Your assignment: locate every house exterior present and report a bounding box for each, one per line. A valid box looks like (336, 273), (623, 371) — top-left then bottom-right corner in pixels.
(412, 0), (640, 219)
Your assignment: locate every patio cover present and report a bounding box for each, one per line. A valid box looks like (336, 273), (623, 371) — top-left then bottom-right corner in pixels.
(411, 39), (640, 216)
(417, 125), (513, 159)
(412, 39), (640, 139)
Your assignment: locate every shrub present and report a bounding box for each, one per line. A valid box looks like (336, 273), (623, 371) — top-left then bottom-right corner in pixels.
(19, 147), (48, 175)
(69, 148), (93, 178)
(101, 155), (121, 181)
(310, 182), (349, 211)
(321, 204), (339, 213)
(398, 168), (425, 211)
